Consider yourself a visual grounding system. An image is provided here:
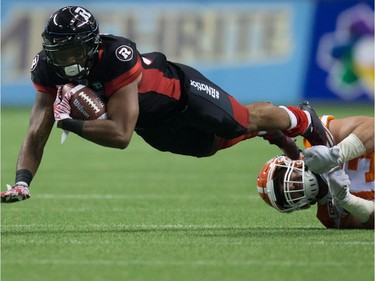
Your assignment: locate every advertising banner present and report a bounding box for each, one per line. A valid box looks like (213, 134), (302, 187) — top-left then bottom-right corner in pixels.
(1, 0), (313, 106)
(304, 0), (374, 102)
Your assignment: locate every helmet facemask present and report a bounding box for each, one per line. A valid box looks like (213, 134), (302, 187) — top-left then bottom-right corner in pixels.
(43, 35), (100, 79)
(261, 156), (319, 213)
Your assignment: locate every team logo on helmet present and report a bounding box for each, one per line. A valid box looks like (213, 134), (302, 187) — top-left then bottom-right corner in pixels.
(115, 45), (133, 62)
(30, 55), (39, 71)
(72, 7), (93, 25)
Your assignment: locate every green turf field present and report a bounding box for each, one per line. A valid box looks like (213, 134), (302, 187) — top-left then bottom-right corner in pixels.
(1, 105), (374, 281)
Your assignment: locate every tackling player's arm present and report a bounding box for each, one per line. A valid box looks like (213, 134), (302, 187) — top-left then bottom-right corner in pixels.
(328, 116), (374, 153)
(327, 167), (374, 229)
(58, 73), (141, 148)
(303, 116), (374, 174)
(339, 212), (374, 229)
(318, 203), (374, 229)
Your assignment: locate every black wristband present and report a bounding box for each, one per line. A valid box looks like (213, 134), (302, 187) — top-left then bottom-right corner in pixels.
(59, 119), (84, 136)
(15, 169), (33, 185)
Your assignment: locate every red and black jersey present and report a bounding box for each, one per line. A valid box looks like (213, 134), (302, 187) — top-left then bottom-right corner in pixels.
(32, 34), (142, 96)
(31, 34), (185, 127)
(31, 34), (252, 157)
(136, 52), (188, 128)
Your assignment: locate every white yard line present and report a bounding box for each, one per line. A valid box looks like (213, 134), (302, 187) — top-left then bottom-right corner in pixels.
(30, 194), (260, 200)
(1, 258), (367, 267)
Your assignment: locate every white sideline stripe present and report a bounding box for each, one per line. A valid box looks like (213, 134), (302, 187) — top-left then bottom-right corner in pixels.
(1, 259), (366, 267)
(32, 194), (259, 200)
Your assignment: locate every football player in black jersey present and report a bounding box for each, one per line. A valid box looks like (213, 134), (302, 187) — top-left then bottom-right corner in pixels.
(1, 6), (332, 203)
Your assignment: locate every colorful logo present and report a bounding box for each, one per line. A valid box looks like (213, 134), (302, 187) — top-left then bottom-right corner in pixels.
(317, 4), (374, 100)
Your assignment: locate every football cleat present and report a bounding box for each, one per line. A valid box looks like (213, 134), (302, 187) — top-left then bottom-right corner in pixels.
(299, 101), (334, 147)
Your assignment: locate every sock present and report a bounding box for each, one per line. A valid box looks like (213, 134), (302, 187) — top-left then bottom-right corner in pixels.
(280, 106), (311, 137)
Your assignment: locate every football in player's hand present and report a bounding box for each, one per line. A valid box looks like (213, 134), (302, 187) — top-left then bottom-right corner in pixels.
(62, 84), (107, 120)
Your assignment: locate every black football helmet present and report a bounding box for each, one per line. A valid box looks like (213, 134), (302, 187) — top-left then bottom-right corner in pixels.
(42, 6), (101, 80)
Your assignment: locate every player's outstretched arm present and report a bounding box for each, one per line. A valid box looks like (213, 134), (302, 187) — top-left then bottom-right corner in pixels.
(327, 167), (374, 229)
(303, 116), (374, 174)
(329, 116), (374, 152)
(1, 91), (55, 203)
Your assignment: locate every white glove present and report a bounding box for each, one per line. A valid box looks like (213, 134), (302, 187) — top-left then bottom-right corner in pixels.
(53, 86), (72, 144)
(327, 166), (374, 223)
(303, 145), (340, 174)
(327, 166), (350, 200)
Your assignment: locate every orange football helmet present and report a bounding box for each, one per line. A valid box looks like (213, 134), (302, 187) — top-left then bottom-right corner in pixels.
(257, 156), (319, 212)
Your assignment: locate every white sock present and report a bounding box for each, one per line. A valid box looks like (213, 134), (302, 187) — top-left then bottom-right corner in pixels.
(279, 106), (298, 130)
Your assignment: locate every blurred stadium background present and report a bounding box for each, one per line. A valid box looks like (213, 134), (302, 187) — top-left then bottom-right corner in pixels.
(2, 0), (374, 107)
(2, 1), (374, 281)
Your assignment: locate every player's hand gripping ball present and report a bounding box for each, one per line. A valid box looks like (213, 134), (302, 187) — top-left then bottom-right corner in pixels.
(61, 84), (107, 120)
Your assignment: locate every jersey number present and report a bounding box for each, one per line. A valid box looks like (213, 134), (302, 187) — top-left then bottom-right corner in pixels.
(347, 152), (374, 182)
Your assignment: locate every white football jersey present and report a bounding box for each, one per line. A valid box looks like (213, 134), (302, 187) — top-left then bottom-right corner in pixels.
(322, 115), (374, 200)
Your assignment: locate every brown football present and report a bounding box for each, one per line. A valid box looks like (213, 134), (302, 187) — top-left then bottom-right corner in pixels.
(62, 84), (106, 120)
